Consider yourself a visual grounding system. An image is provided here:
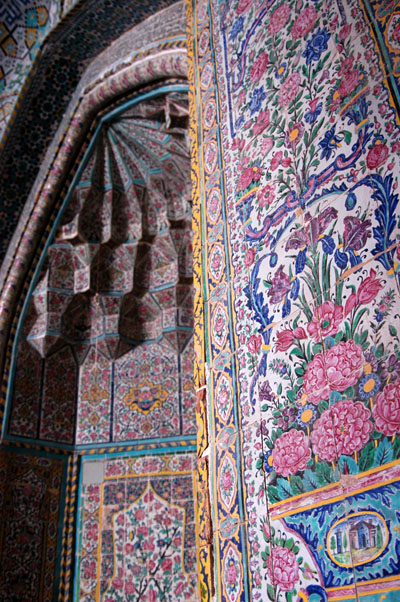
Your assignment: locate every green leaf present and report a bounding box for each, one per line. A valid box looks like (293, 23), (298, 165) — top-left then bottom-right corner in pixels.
(335, 330), (344, 343)
(343, 130), (352, 144)
(285, 537), (295, 550)
(315, 461), (333, 485)
(339, 455), (358, 475)
(276, 477), (294, 499)
(290, 475), (305, 494)
(393, 436), (400, 458)
(303, 468), (320, 491)
(376, 342), (384, 359)
(318, 400), (329, 412)
(267, 584), (276, 601)
(268, 486), (281, 503)
(277, 383), (282, 396)
(263, 280), (272, 288)
(295, 366), (305, 377)
(359, 441), (375, 472)
(389, 324), (397, 337)
(375, 439), (393, 466)
(287, 389), (296, 403)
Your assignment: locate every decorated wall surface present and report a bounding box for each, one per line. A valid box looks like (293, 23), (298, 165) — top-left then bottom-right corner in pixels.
(76, 452), (198, 601)
(188, 0), (400, 600)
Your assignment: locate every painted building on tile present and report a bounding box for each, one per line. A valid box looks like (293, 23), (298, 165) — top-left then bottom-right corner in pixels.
(1, 0), (400, 601)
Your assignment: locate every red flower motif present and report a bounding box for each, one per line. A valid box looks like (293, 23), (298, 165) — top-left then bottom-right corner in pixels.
(253, 109), (270, 135)
(266, 546), (300, 592)
(257, 184), (275, 207)
(356, 268), (382, 304)
(237, 167), (254, 191)
(338, 69), (360, 97)
(236, 0), (252, 13)
(268, 3), (290, 35)
(366, 143), (389, 170)
(248, 334), (262, 354)
(250, 52), (269, 83)
(307, 301), (343, 341)
(244, 247), (256, 266)
(270, 150), (283, 170)
(279, 72), (301, 107)
(304, 340), (363, 404)
(275, 327), (306, 351)
(373, 381), (400, 436)
(338, 23), (352, 41)
(311, 399), (372, 462)
(272, 429), (311, 477)
(291, 6), (317, 38)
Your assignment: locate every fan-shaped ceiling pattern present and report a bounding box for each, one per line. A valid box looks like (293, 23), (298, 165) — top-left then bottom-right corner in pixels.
(28, 92), (192, 359)
(9, 90), (195, 445)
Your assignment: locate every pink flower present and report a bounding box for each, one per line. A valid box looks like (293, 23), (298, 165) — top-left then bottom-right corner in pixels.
(266, 546), (300, 591)
(373, 381), (400, 436)
(311, 399), (372, 461)
(250, 53), (269, 83)
(270, 150), (283, 170)
(275, 327), (306, 351)
(304, 340), (363, 404)
(338, 70), (360, 97)
(291, 6), (317, 38)
(269, 3), (290, 35)
(338, 23), (352, 41)
(345, 292), (357, 315)
(257, 184), (275, 207)
(307, 301), (343, 341)
(366, 143), (389, 169)
(248, 334), (262, 354)
(161, 558), (173, 571)
(226, 561), (238, 585)
(244, 247), (255, 266)
(221, 469), (232, 490)
(236, 0), (252, 13)
(279, 72), (301, 107)
(261, 137), (274, 154)
(253, 109), (270, 135)
(338, 55), (354, 76)
(272, 429), (311, 477)
(356, 268), (382, 304)
(237, 167), (254, 191)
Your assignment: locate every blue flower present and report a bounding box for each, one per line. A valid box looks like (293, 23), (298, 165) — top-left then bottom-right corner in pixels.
(297, 404), (317, 428)
(303, 28), (331, 65)
(249, 86), (267, 115)
(304, 100), (322, 124)
(229, 16), (244, 41)
(263, 450), (274, 473)
(235, 115), (245, 129)
(358, 373), (381, 399)
(274, 62), (287, 79)
(319, 125), (342, 160)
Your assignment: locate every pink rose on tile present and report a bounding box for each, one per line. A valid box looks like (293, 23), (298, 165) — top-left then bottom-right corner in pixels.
(311, 399), (372, 461)
(250, 52), (269, 82)
(257, 184), (275, 207)
(236, 0), (252, 13)
(307, 301), (343, 341)
(253, 109), (270, 135)
(338, 23), (352, 41)
(248, 334), (262, 354)
(275, 327), (306, 351)
(268, 3), (290, 35)
(291, 6), (317, 38)
(272, 429), (311, 477)
(270, 150), (283, 170)
(373, 381), (400, 436)
(366, 142), (389, 169)
(279, 72), (301, 107)
(244, 247), (256, 266)
(266, 546), (300, 591)
(338, 69), (360, 97)
(303, 351), (330, 404)
(325, 340), (364, 391)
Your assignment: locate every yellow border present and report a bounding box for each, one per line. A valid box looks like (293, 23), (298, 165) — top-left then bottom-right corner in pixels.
(326, 511), (389, 568)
